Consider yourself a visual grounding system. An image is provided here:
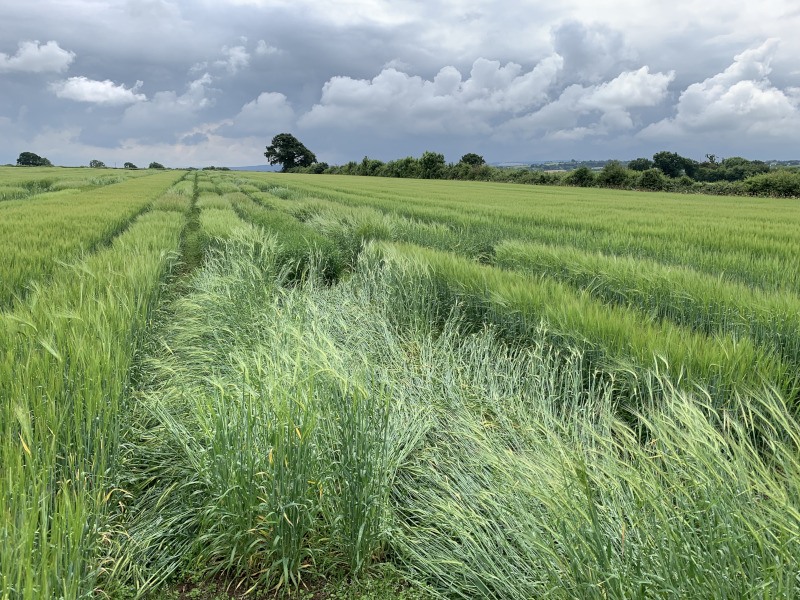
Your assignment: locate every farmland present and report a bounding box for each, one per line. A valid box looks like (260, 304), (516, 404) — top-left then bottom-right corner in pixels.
(2, 167), (800, 598)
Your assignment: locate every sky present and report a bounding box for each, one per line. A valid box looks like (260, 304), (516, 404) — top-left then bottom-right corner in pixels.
(1, 0), (799, 168)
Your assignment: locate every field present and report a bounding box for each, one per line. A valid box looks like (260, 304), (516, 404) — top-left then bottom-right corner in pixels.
(2, 167), (800, 599)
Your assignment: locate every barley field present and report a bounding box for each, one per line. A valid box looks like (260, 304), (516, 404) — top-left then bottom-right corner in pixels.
(2, 167), (800, 599)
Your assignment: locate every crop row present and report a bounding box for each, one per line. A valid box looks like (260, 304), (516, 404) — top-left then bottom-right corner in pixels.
(367, 242), (791, 402)
(237, 174), (800, 293)
(0, 166), (153, 201)
(0, 193), (186, 598)
(494, 240), (800, 372)
(212, 177), (800, 395)
(0, 170), (182, 307)
(197, 172), (800, 405)
(114, 214), (800, 598)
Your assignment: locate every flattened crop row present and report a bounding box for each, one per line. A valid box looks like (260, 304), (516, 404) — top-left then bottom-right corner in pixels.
(369, 242), (793, 405)
(226, 191), (345, 281)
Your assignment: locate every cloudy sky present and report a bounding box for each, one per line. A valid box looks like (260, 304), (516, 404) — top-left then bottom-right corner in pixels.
(1, 0), (799, 167)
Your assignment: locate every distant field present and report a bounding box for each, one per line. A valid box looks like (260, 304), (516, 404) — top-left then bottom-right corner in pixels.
(2, 167), (800, 599)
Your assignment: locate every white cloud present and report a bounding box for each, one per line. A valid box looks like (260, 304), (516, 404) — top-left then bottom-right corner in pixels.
(193, 44), (254, 75)
(255, 40), (280, 56)
(299, 56), (563, 135)
(0, 40), (75, 73)
(299, 56), (674, 143)
(641, 39), (800, 140)
(117, 73), (216, 141)
(51, 77), (146, 105)
(501, 66), (674, 140)
(581, 67), (674, 111)
(223, 91), (295, 136)
(215, 45), (250, 74)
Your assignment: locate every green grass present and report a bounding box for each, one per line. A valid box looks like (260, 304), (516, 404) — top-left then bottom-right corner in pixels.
(0, 206), (185, 598)
(0, 169), (183, 307)
(227, 191), (345, 281)
(367, 241), (792, 404)
(494, 239), (800, 373)
(4, 170), (800, 599)
(236, 173), (800, 292)
(106, 223), (800, 598)
(0, 165), (155, 201)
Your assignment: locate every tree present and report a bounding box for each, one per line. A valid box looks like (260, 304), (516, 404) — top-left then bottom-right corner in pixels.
(419, 151), (446, 179)
(652, 151), (685, 178)
(564, 166), (595, 187)
(16, 151), (51, 166)
(89, 159), (106, 168)
(597, 160), (630, 187)
(383, 157), (420, 178)
(123, 162), (137, 169)
(264, 133), (316, 172)
(627, 157), (653, 172)
(638, 168), (666, 190)
(148, 162), (165, 169)
(719, 156), (770, 180)
(459, 153), (486, 167)
(358, 156), (385, 176)
(652, 151), (698, 179)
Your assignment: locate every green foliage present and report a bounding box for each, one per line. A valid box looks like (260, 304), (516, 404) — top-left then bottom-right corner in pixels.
(494, 239), (800, 375)
(564, 165), (595, 187)
(89, 159), (106, 168)
(358, 156), (385, 176)
(16, 151), (52, 166)
(418, 151), (446, 179)
(149, 161), (166, 169)
(239, 172), (800, 290)
(695, 156), (771, 182)
(0, 170), (182, 307)
(227, 191), (344, 281)
(627, 157), (653, 171)
(637, 167), (666, 190)
(372, 242), (789, 401)
(111, 219), (800, 598)
(123, 162), (138, 169)
(596, 160), (630, 187)
(7, 169), (800, 599)
(652, 150), (698, 178)
(459, 152), (486, 166)
(744, 169), (800, 197)
(309, 150), (788, 197)
(383, 156), (421, 178)
(264, 133), (317, 172)
(112, 230), (394, 593)
(0, 209), (184, 598)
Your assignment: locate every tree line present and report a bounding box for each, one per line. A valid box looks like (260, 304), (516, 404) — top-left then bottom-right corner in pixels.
(13, 152), (166, 170)
(265, 134), (800, 199)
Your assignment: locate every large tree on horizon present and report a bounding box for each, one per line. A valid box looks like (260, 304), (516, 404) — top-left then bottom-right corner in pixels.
(264, 133), (317, 172)
(16, 151), (51, 166)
